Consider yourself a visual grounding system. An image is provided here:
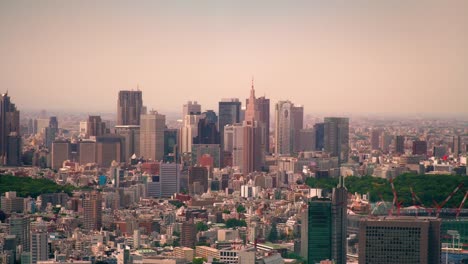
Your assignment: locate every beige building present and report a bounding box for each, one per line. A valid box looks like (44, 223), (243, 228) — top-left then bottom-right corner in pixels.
(173, 247), (194, 262)
(51, 140), (71, 170)
(195, 246), (219, 259)
(140, 111), (165, 161)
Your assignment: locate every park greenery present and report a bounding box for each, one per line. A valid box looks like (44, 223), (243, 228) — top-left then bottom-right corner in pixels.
(306, 173), (468, 208)
(0, 174), (74, 198)
(225, 218), (247, 228)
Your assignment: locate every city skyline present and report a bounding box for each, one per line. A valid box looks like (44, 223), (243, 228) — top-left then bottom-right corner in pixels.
(1, 1), (468, 115)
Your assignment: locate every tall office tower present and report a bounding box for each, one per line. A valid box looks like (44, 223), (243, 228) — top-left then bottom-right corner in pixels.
(35, 118), (49, 135)
(194, 111), (219, 144)
(115, 125), (140, 161)
(379, 131), (392, 153)
(160, 163), (181, 197)
(51, 140), (71, 170)
(78, 141), (96, 165)
(453, 135), (461, 157)
(189, 166), (209, 194)
(370, 129), (381, 150)
(191, 144), (221, 168)
(218, 98), (241, 151)
(83, 191), (102, 231)
(359, 217), (441, 264)
(224, 123), (244, 169)
(27, 118), (34, 135)
(394, 135), (405, 154)
(87, 115), (107, 137)
(314, 123), (325, 151)
(255, 96), (270, 154)
(0, 92), (21, 166)
(117, 90), (143, 126)
(412, 140), (428, 155)
(1, 192), (24, 214)
(242, 120), (263, 173)
(301, 177), (347, 264)
(298, 128), (316, 152)
(180, 114), (200, 153)
(96, 135), (124, 167)
(180, 221), (196, 248)
(8, 215), (30, 252)
(164, 129), (178, 162)
(140, 111), (165, 161)
(324, 117), (349, 163)
(30, 232), (47, 264)
(183, 101), (201, 117)
(275, 100), (303, 156)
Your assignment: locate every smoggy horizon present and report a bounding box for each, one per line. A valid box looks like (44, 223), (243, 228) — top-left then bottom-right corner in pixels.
(1, 1), (468, 115)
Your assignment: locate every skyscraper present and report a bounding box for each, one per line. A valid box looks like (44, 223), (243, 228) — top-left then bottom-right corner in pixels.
(160, 163), (181, 197)
(194, 111), (219, 144)
(115, 125), (140, 160)
(51, 140), (71, 170)
(83, 191), (102, 231)
(8, 215), (30, 252)
(183, 101), (201, 117)
(189, 166), (208, 194)
(412, 140), (428, 155)
(87, 115), (107, 138)
(301, 177), (347, 264)
(96, 135), (124, 167)
(255, 96), (270, 154)
(117, 90), (143, 126)
(242, 120), (262, 173)
(275, 101), (304, 156)
(314, 122), (325, 151)
(324, 117), (349, 163)
(180, 114), (201, 153)
(453, 135), (461, 157)
(180, 221), (196, 248)
(395, 135), (405, 154)
(0, 92), (21, 166)
(218, 98), (241, 151)
(224, 123), (244, 169)
(358, 217), (441, 264)
(30, 232), (48, 264)
(140, 111), (165, 161)
(371, 129), (381, 150)
(164, 129), (178, 162)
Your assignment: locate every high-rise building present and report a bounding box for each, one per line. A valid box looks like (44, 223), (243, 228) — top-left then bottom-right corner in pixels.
(371, 129), (381, 150)
(117, 90), (143, 126)
(83, 191), (102, 231)
(164, 129), (178, 162)
(301, 177), (347, 264)
(1, 191), (24, 214)
(87, 115), (107, 138)
(314, 123), (325, 151)
(218, 98), (241, 151)
(44, 116), (59, 149)
(78, 141), (96, 165)
(453, 135), (461, 157)
(194, 111), (219, 144)
(115, 125), (140, 161)
(358, 217), (441, 264)
(160, 163), (181, 197)
(224, 123), (244, 169)
(379, 131), (392, 153)
(30, 232), (47, 264)
(191, 144), (221, 168)
(412, 140), (428, 156)
(51, 140), (71, 170)
(8, 215), (30, 252)
(140, 111), (165, 161)
(96, 135), (124, 167)
(180, 114), (201, 153)
(324, 117), (349, 163)
(180, 221), (196, 248)
(275, 100), (303, 156)
(0, 92), (21, 166)
(395, 135), (405, 155)
(298, 128), (316, 152)
(183, 101), (201, 117)
(242, 120), (263, 173)
(255, 96), (270, 154)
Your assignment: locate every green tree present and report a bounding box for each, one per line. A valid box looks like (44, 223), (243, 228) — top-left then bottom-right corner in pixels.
(192, 257), (206, 264)
(268, 222), (278, 242)
(225, 219), (247, 228)
(236, 204), (246, 213)
(196, 222), (209, 232)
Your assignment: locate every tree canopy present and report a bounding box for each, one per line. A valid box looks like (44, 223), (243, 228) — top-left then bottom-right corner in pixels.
(0, 174), (74, 198)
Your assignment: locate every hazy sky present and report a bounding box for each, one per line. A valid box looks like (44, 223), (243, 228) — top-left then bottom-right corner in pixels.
(1, 0), (467, 115)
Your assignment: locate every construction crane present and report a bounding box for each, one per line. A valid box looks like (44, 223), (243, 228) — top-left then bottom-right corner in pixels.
(410, 187), (432, 216)
(433, 182), (464, 218)
(456, 191), (468, 219)
(390, 178), (403, 216)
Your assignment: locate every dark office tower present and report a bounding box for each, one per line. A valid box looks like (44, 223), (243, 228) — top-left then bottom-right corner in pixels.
(301, 177), (347, 264)
(96, 135), (124, 167)
(324, 117), (349, 163)
(194, 111), (219, 144)
(115, 125), (140, 161)
(83, 191), (102, 231)
(164, 129), (178, 162)
(117, 90), (143, 125)
(0, 92), (21, 166)
(453, 135), (461, 157)
(87, 115), (106, 137)
(314, 123), (325, 151)
(298, 128), (315, 152)
(371, 129), (381, 150)
(8, 215), (30, 252)
(242, 120), (263, 173)
(413, 140), (428, 155)
(189, 166), (208, 194)
(359, 217), (441, 264)
(51, 140), (71, 170)
(256, 96), (270, 154)
(31, 232), (47, 264)
(394, 135), (405, 155)
(183, 101), (202, 117)
(291, 106), (304, 153)
(180, 221), (196, 248)
(218, 98), (241, 149)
